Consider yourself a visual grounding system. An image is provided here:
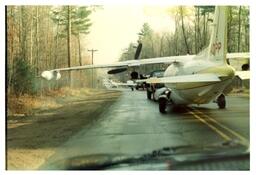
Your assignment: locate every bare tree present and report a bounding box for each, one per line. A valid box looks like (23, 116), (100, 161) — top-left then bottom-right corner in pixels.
(179, 7), (190, 54)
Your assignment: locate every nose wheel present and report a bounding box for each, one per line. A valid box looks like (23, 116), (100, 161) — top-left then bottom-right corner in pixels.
(217, 94), (226, 109)
(159, 98), (167, 113)
(147, 89), (152, 99)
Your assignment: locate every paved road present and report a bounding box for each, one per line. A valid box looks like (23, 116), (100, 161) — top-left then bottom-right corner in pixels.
(41, 89), (249, 168)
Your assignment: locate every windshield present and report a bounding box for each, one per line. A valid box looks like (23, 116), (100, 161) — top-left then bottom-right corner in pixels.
(6, 5), (250, 171)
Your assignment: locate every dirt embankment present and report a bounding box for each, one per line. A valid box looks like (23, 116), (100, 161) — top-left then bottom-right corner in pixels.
(7, 88), (121, 170)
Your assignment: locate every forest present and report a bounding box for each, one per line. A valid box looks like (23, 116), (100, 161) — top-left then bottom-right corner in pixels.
(6, 6), (249, 97)
(120, 6), (249, 60)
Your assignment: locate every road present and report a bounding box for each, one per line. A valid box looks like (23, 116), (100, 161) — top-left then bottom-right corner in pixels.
(40, 89), (249, 169)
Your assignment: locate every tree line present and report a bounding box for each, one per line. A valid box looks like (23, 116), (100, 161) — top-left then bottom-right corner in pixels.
(7, 6), (98, 96)
(119, 6), (249, 63)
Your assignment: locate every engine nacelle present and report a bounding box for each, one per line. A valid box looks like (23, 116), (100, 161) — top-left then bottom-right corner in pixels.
(107, 67), (127, 74)
(41, 70), (61, 80)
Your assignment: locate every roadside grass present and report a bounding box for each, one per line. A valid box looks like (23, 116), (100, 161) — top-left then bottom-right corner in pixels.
(229, 88), (249, 98)
(7, 87), (111, 117)
(7, 87), (121, 170)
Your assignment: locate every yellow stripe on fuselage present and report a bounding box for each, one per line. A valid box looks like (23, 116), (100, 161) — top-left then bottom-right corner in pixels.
(170, 65), (235, 91)
(198, 65), (235, 78)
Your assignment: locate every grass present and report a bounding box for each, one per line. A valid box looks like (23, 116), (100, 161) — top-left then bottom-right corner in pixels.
(7, 87), (109, 117)
(229, 88), (250, 98)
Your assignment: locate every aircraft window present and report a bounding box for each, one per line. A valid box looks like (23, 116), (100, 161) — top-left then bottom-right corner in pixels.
(153, 71), (164, 77)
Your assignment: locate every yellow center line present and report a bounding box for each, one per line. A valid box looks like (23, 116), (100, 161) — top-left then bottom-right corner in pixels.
(193, 109), (249, 146)
(188, 110), (231, 141)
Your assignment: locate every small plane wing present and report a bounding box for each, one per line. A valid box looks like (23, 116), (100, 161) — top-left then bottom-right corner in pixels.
(235, 71), (250, 80)
(41, 52), (249, 80)
(146, 73), (220, 84)
(45, 52), (248, 72)
(46, 55), (193, 72)
(226, 52), (249, 59)
(41, 55), (192, 80)
(135, 79), (148, 83)
(103, 79), (137, 88)
(113, 81), (137, 87)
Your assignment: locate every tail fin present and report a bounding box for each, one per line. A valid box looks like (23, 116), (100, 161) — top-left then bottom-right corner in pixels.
(207, 6), (228, 64)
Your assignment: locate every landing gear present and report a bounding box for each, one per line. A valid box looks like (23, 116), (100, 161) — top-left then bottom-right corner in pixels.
(147, 90), (152, 99)
(152, 90), (157, 102)
(217, 94), (226, 109)
(159, 98), (167, 113)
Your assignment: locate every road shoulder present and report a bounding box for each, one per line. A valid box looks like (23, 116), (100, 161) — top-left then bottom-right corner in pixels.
(7, 89), (121, 170)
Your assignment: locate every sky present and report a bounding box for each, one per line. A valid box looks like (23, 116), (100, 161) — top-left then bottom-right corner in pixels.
(85, 5), (176, 64)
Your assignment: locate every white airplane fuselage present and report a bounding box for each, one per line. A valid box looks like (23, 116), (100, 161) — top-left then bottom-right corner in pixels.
(163, 57), (235, 105)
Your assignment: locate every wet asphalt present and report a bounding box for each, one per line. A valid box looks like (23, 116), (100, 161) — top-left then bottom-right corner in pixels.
(41, 88), (249, 168)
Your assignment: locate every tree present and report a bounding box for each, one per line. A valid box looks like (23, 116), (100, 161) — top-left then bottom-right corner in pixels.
(138, 23), (155, 58)
(50, 6), (92, 86)
(168, 6), (195, 55)
(71, 7), (92, 66)
(237, 6), (242, 52)
(67, 6), (72, 85)
(50, 6), (92, 66)
(196, 6), (215, 47)
(179, 6), (190, 54)
(226, 6), (249, 52)
(12, 58), (37, 96)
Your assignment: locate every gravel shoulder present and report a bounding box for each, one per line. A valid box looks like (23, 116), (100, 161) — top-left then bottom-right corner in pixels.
(7, 89), (121, 170)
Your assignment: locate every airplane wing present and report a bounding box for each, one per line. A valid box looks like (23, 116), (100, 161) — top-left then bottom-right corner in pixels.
(45, 52), (249, 72)
(41, 52), (249, 80)
(112, 81), (137, 87)
(146, 73), (220, 84)
(135, 79), (148, 83)
(46, 55), (193, 72)
(41, 55), (192, 80)
(103, 79), (137, 88)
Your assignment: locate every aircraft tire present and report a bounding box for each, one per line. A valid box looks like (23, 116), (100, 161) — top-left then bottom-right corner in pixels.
(153, 92), (157, 102)
(159, 98), (167, 113)
(147, 90), (152, 100)
(217, 94), (226, 109)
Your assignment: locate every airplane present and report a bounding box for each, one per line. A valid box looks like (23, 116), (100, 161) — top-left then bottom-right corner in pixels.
(102, 78), (137, 90)
(41, 6), (250, 113)
(102, 79), (118, 89)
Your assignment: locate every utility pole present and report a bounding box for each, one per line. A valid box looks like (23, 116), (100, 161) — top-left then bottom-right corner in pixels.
(87, 49), (98, 88)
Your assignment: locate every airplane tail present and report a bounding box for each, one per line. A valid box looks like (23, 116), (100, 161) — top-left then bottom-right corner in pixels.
(207, 6), (228, 64)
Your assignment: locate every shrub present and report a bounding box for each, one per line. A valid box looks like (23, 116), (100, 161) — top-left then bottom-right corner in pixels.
(12, 58), (37, 96)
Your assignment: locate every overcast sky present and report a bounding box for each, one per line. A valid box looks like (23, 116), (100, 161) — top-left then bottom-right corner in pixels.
(84, 5), (176, 64)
